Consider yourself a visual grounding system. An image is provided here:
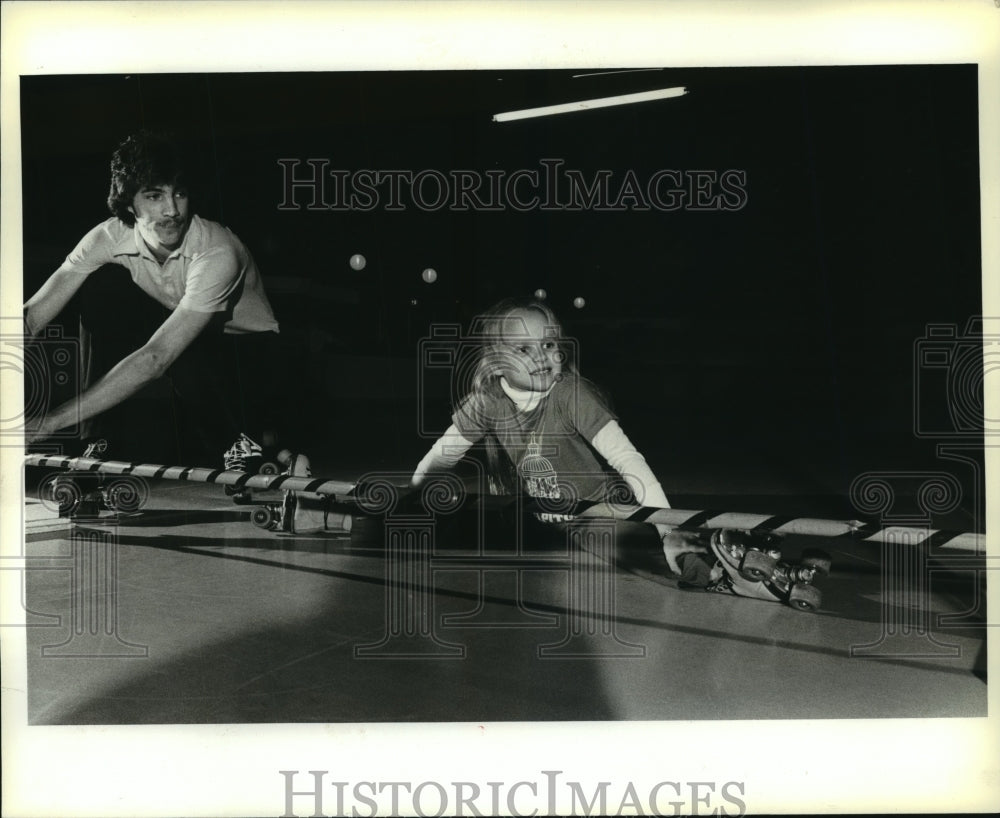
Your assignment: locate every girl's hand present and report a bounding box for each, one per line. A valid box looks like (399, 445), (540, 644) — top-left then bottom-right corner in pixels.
(659, 528), (707, 575)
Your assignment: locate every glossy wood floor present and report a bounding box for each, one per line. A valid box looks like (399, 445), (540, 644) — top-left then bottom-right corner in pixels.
(21, 473), (986, 725)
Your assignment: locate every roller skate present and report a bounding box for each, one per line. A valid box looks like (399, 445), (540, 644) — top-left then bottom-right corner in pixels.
(42, 439), (147, 519)
(679, 529), (832, 612)
(249, 448), (295, 532)
(223, 433), (281, 504)
(249, 501), (286, 531)
(248, 449), (351, 535)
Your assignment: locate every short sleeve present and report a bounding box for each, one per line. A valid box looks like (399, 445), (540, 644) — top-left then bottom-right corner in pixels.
(452, 393), (490, 443)
(560, 376), (616, 441)
(177, 244), (244, 313)
(59, 221), (118, 274)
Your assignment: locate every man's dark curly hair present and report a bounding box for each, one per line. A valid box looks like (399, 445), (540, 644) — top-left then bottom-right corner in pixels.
(106, 131), (192, 225)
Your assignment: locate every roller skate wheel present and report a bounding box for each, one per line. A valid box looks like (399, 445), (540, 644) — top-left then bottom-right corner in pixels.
(739, 548), (776, 581)
(46, 475), (83, 516)
(788, 582), (821, 612)
(104, 478), (147, 513)
(251, 506), (276, 529)
(800, 548), (832, 577)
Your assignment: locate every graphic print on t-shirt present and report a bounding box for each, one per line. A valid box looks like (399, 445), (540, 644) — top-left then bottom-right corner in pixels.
(518, 432), (577, 522)
(518, 432), (560, 499)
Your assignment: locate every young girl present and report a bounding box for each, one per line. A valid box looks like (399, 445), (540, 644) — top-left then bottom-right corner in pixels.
(411, 297), (704, 575)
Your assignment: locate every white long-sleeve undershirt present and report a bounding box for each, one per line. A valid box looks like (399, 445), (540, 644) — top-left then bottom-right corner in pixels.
(411, 420), (674, 540)
(411, 424), (475, 485)
(590, 420), (671, 511)
(411, 380), (671, 516)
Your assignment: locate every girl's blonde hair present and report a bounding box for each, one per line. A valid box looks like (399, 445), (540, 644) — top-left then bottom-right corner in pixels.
(469, 297), (575, 390)
(455, 297), (580, 494)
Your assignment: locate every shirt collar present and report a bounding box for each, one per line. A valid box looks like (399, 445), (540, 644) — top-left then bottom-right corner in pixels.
(111, 214), (201, 262)
(110, 225), (142, 258)
(499, 376), (554, 412)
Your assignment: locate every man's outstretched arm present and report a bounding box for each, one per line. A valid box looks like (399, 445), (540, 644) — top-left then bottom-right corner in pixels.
(26, 306), (214, 442)
(23, 268), (89, 337)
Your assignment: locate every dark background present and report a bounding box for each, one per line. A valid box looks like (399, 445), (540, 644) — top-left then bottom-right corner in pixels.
(20, 66), (985, 519)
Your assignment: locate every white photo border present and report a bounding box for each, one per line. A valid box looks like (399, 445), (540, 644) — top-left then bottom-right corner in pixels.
(2, 1), (998, 816)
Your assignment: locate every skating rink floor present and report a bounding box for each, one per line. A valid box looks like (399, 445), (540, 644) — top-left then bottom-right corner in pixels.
(16, 468), (987, 725)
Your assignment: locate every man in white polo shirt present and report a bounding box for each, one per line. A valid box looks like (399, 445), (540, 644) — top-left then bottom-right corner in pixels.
(24, 131), (281, 473)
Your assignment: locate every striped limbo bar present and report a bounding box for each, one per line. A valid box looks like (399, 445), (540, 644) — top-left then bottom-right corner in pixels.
(25, 453), (359, 496)
(24, 453), (984, 552)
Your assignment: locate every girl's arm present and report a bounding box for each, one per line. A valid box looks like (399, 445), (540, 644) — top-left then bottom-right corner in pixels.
(591, 419), (671, 509)
(410, 424), (476, 486)
(591, 419), (705, 573)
